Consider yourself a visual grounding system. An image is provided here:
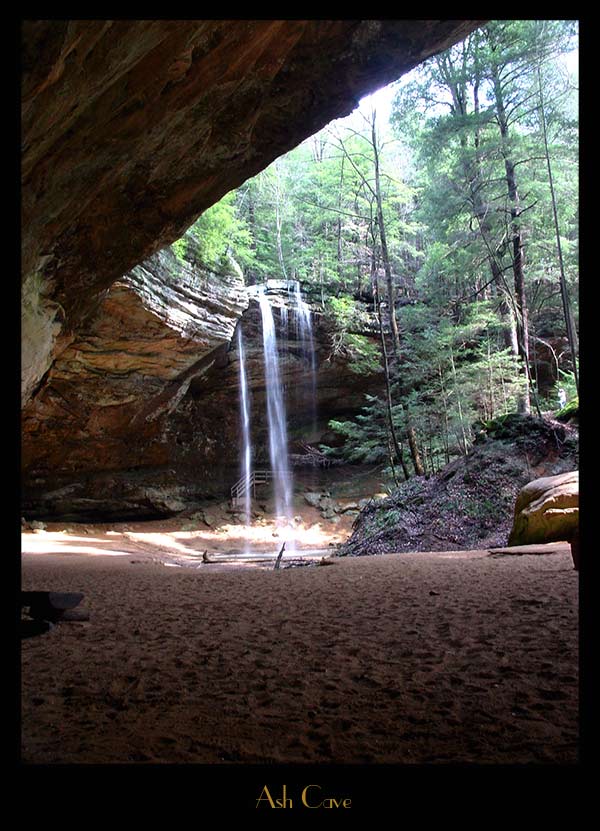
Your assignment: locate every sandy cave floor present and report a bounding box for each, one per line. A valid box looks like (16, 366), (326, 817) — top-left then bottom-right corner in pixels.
(20, 512), (579, 766)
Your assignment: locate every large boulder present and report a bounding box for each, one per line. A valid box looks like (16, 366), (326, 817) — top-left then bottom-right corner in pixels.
(508, 471), (579, 546)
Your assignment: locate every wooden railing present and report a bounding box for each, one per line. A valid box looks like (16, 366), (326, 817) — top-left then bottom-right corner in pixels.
(230, 469), (277, 504)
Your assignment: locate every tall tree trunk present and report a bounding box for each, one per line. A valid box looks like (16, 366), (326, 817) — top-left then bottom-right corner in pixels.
(486, 335), (495, 420)
(246, 187), (258, 285)
(371, 111), (401, 357)
(491, 63), (531, 413)
(449, 345), (470, 455)
(438, 40), (519, 360)
(336, 155), (345, 285)
(536, 62), (579, 395)
(372, 260), (410, 481)
(468, 49), (518, 358)
(371, 111), (424, 476)
(273, 162), (288, 281)
(406, 423), (425, 477)
(319, 256), (325, 307)
(438, 362), (451, 464)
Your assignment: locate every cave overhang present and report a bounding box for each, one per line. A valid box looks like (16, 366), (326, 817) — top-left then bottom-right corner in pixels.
(21, 19), (485, 403)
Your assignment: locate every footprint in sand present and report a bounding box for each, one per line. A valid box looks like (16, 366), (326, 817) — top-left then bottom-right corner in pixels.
(350, 673), (380, 689)
(383, 687), (402, 700)
(537, 688), (570, 702)
(530, 701), (556, 712)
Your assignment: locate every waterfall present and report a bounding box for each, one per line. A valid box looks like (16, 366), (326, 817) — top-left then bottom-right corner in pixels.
(279, 305), (289, 376)
(279, 304), (288, 333)
(234, 282), (317, 554)
(257, 290), (295, 549)
(293, 281), (317, 438)
(237, 325), (252, 553)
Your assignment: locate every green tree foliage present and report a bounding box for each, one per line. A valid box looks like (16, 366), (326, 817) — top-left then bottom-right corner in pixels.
(390, 20), (578, 367)
(326, 296), (381, 375)
(170, 191), (255, 275)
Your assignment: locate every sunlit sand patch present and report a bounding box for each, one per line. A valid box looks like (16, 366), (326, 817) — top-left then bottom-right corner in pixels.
(123, 519), (344, 564)
(21, 533), (134, 558)
(166, 520), (341, 548)
(21, 513), (348, 570)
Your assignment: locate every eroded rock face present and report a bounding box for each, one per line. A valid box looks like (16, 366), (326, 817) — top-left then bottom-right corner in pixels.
(508, 470), (579, 546)
(22, 248), (249, 518)
(21, 19), (483, 402)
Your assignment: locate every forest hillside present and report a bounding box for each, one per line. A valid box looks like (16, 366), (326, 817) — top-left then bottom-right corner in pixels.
(340, 412), (578, 556)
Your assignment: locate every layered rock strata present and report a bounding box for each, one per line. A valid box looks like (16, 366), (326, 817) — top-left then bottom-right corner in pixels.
(22, 248), (248, 518)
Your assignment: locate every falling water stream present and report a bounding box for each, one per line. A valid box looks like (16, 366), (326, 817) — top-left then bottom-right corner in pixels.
(279, 304), (289, 334)
(237, 325), (252, 554)
(293, 281), (317, 438)
(258, 289), (296, 550)
(237, 282), (317, 554)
